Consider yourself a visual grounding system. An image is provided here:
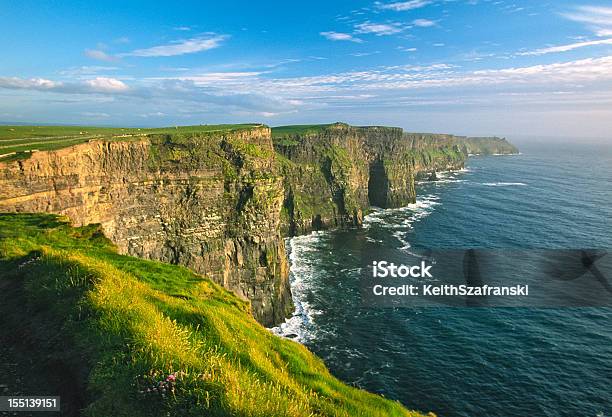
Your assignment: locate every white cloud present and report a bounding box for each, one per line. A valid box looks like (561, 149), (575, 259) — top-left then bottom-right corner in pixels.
(376, 0), (431, 11)
(469, 56), (612, 84)
(387, 63), (455, 71)
(85, 49), (117, 62)
(121, 35), (227, 57)
(563, 6), (612, 27)
(0, 75), (301, 113)
(80, 111), (110, 118)
(140, 112), (167, 118)
(4, 56), (612, 124)
(151, 72), (264, 83)
(60, 66), (120, 77)
(7, 56), (612, 97)
(412, 19), (436, 27)
(320, 31), (364, 43)
(0, 77), (59, 90)
(0, 76), (129, 94)
(148, 57), (612, 98)
(597, 29), (612, 37)
(517, 38), (612, 56)
(355, 22), (405, 35)
(562, 6), (612, 37)
(350, 51), (381, 57)
(85, 77), (129, 92)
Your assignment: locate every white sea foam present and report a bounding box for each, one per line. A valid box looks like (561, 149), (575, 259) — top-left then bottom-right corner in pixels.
(416, 168), (471, 185)
(364, 194), (442, 252)
(481, 182), (527, 187)
(425, 171), (467, 185)
(269, 232), (324, 343)
(392, 230), (412, 250)
(440, 167), (470, 174)
(435, 178), (467, 184)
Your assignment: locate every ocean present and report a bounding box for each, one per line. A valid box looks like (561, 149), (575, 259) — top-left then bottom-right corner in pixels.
(272, 140), (612, 417)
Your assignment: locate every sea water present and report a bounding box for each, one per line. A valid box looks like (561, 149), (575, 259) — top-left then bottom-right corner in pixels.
(272, 140), (612, 417)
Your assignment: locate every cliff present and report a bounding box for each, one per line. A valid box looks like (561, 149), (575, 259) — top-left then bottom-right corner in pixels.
(0, 123), (517, 326)
(0, 126), (291, 326)
(460, 136), (519, 155)
(0, 124), (516, 416)
(273, 124), (469, 235)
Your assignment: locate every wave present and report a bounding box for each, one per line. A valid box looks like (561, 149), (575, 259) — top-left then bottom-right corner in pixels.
(419, 171), (468, 185)
(418, 168), (473, 185)
(433, 179), (467, 184)
(364, 194), (441, 230)
(365, 194), (442, 252)
(392, 230), (412, 251)
(269, 232), (325, 343)
(481, 182), (527, 187)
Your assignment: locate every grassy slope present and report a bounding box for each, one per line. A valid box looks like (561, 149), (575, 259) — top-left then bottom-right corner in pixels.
(0, 124), (261, 160)
(0, 213), (428, 417)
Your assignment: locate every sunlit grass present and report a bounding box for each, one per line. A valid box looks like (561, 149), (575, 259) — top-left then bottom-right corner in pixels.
(0, 213), (430, 417)
(0, 124), (263, 161)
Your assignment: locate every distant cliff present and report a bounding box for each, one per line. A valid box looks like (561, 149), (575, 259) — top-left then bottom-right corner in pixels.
(273, 124), (512, 235)
(0, 122), (517, 326)
(460, 136), (519, 155)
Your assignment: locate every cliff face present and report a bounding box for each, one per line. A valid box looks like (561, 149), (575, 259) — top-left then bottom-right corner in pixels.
(0, 123), (517, 326)
(0, 127), (291, 326)
(460, 136), (519, 155)
(273, 124), (468, 235)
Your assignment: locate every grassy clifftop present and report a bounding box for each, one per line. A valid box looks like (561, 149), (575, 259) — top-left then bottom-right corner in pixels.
(271, 124), (335, 139)
(461, 136), (518, 155)
(0, 124), (262, 162)
(0, 213), (428, 417)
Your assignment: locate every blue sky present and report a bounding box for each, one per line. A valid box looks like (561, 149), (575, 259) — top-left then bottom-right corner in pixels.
(2, 0), (612, 138)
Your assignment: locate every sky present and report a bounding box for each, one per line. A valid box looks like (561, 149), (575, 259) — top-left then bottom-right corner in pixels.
(1, 0), (612, 138)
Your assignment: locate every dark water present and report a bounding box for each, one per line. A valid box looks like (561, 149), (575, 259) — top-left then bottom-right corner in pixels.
(273, 141), (612, 417)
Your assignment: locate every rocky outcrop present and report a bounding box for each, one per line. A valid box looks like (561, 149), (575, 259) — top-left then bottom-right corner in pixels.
(0, 127), (291, 326)
(274, 124), (469, 235)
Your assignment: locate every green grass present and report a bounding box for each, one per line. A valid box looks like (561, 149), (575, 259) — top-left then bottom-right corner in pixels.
(0, 213), (430, 417)
(0, 124), (262, 161)
(272, 123), (403, 142)
(271, 124), (335, 139)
